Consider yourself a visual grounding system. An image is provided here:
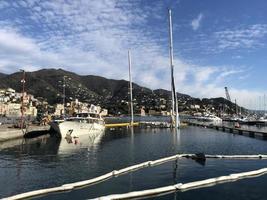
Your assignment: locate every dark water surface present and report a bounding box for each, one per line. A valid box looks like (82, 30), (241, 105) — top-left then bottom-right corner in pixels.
(1, 126), (267, 199)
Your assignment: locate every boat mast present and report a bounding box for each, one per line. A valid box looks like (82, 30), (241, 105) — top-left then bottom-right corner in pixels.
(20, 69), (26, 129)
(264, 94), (266, 115)
(62, 76), (66, 119)
(168, 9), (180, 128)
(128, 50), (134, 125)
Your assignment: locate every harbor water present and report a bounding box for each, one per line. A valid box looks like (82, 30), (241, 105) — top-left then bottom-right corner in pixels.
(1, 126), (267, 199)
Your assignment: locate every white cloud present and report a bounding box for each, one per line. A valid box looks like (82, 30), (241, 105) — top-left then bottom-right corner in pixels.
(0, 29), (38, 54)
(194, 67), (218, 83)
(0, 1), (9, 9)
(214, 24), (267, 50)
(191, 13), (203, 31)
(0, 1), (265, 109)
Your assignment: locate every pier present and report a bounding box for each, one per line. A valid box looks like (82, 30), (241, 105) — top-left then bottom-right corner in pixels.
(105, 122), (139, 128)
(105, 121), (188, 129)
(0, 125), (51, 142)
(188, 122), (267, 139)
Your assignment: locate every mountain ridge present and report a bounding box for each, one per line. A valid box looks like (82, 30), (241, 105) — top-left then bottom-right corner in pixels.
(0, 68), (241, 115)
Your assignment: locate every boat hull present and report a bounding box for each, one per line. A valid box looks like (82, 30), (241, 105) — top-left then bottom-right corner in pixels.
(50, 121), (105, 139)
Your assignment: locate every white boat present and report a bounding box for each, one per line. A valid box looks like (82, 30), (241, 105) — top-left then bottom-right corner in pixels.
(188, 114), (222, 126)
(58, 131), (104, 155)
(200, 114), (222, 122)
(50, 112), (105, 139)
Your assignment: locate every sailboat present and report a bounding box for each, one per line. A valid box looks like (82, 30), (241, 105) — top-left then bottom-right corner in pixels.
(168, 9), (180, 129)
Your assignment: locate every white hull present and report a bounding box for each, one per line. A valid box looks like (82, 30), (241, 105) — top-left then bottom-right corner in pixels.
(186, 115), (222, 126)
(58, 131), (104, 155)
(50, 121), (105, 139)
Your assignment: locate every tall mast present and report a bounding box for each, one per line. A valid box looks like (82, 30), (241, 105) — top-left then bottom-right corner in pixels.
(168, 9), (175, 117)
(264, 94), (266, 114)
(168, 9), (179, 128)
(128, 50), (134, 125)
(20, 70), (26, 129)
(62, 76), (66, 119)
(235, 99), (238, 115)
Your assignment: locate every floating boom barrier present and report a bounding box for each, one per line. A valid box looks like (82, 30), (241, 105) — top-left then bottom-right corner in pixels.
(105, 122), (139, 128)
(105, 122), (188, 128)
(3, 153), (267, 200)
(95, 167), (267, 200)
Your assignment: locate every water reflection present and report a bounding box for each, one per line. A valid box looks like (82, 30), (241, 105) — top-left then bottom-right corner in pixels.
(0, 130), (106, 158)
(58, 130), (105, 155)
(0, 135), (61, 156)
(2, 126), (267, 199)
(171, 128), (180, 152)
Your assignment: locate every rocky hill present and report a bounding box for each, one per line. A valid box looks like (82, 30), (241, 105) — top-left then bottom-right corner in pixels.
(0, 68), (244, 115)
(0, 72), (6, 78)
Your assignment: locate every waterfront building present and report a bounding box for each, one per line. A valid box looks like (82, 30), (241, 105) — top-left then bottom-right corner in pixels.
(190, 104), (200, 109)
(6, 103), (21, 117)
(0, 88), (38, 118)
(25, 106), (38, 117)
(100, 109), (108, 116)
(0, 103), (8, 116)
(54, 104), (65, 116)
(0, 96), (9, 103)
(140, 107), (146, 116)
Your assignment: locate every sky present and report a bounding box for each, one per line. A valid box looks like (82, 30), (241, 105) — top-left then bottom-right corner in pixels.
(0, 0), (267, 109)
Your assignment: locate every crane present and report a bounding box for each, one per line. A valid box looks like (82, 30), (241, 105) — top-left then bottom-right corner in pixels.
(224, 87), (231, 102)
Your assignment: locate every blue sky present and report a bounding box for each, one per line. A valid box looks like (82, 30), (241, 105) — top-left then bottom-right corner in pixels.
(0, 0), (267, 109)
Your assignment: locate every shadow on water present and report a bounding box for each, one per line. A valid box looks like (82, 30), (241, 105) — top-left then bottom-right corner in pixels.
(0, 135), (61, 156)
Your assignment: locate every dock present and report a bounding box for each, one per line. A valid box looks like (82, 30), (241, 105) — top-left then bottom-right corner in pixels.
(105, 122), (139, 128)
(105, 121), (188, 129)
(0, 125), (50, 142)
(139, 121), (188, 128)
(188, 122), (267, 139)
(139, 121), (172, 128)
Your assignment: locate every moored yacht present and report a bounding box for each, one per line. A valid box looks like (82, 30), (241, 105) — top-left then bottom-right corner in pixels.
(50, 112), (105, 139)
(198, 114), (222, 125)
(185, 113), (222, 126)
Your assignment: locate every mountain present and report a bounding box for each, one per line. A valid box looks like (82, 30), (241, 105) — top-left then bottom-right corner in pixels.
(0, 72), (6, 78)
(0, 68), (243, 115)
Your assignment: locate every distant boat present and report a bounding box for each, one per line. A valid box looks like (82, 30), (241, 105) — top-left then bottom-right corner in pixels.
(50, 112), (105, 139)
(188, 114), (222, 126)
(199, 115), (222, 124)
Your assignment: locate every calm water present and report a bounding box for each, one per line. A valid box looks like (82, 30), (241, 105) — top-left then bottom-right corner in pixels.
(1, 126), (267, 199)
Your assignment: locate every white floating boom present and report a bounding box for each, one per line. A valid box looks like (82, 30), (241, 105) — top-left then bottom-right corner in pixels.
(3, 154), (267, 200)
